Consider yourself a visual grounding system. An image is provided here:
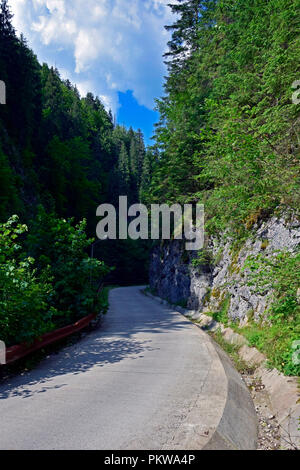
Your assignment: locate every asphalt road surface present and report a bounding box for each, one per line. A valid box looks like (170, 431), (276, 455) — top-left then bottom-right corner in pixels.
(0, 286), (229, 450)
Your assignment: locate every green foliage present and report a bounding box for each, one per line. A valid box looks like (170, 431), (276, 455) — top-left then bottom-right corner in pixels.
(0, 213), (111, 346)
(191, 248), (213, 267)
(244, 250), (300, 323)
(209, 329), (252, 374)
(27, 207), (111, 326)
(242, 250), (300, 375)
(143, 0), (300, 376)
(118, 142), (131, 194)
(212, 295), (231, 326)
(0, 148), (20, 220)
(0, 2), (152, 285)
(46, 136), (99, 219)
(0, 216), (53, 346)
(146, 0), (300, 236)
(241, 322), (300, 377)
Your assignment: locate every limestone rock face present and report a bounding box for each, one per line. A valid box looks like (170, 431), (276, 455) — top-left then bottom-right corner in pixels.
(149, 214), (300, 322)
(149, 241), (192, 306)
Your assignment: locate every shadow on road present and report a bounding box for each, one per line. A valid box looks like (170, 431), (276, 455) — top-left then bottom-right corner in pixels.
(0, 337), (156, 399)
(0, 288), (189, 400)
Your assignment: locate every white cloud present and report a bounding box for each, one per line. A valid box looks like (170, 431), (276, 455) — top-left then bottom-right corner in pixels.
(9, 0), (175, 111)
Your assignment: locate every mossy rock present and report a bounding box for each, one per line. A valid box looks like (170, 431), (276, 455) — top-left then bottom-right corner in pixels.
(228, 252), (241, 275)
(211, 287), (221, 299)
(260, 239), (269, 250)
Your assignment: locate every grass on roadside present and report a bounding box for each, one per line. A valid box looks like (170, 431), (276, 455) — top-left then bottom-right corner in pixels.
(208, 329), (255, 375)
(235, 322), (300, 377)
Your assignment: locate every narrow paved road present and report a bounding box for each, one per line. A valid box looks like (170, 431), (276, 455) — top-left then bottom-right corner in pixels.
(0, 287), (228, 450)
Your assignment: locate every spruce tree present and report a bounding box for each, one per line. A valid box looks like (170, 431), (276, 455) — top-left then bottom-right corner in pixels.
(118, 142), (131, 194)
(164, 0), (216, 72)
(130, 137), (138, 179)
(139, 149), (153, 202)
(0, 0), (16, 115)
(135, 129), (146, 186)
(42, 66), (64, 138)
(0, 0), (15, 38)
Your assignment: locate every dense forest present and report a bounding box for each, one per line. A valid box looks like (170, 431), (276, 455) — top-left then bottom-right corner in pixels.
(0, 1), (153, 224)
(0, 0), (299, 372)
(144, 0), (299, 376)
(0, 0), (153, 345)
(145, 0), (299, 231)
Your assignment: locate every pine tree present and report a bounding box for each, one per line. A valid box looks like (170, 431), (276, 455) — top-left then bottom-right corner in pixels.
(129, 137), (138, 178)
(164, 0), (216, 73)
(135, 129), (146, 186)
(0, 0), (15, 38)
(118, 142), (131, 194)
(0, 148), (19, 221)
(15, 35), (42, 146)
(42, 66), (64, 138)
(0, 0), (17, 117)
(139, 149), (153, 202)
(128, 129), (146, 200)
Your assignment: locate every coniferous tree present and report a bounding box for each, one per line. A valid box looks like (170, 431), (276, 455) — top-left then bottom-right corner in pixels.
(129, 136), (138, 190)
(42, 66), (64, 139)
(0, 1), (151, 284)
(0, 148), (19, 219)
(0, 0), (14, 38)
(135, 129), (146, 187)
(139, 149), (154, 202)
(147, 0), (300, 219)
(164, 1), (216, 73)
(118, 142), (131, 195)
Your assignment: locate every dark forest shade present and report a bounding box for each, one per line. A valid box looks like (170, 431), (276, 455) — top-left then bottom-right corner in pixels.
(0, 0), (156, 284)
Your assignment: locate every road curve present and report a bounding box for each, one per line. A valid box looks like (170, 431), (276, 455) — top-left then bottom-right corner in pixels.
(0, 286), (256, 450)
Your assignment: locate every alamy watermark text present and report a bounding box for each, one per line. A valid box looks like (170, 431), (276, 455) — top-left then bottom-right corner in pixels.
(96, 197), (204, 251)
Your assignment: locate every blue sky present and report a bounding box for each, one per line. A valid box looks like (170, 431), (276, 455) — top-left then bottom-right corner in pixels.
(9, 0), (174, 145)
(118, 91), (159, 144)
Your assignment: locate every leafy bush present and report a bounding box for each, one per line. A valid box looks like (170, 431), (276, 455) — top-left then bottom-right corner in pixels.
(0, 216), (54, 346)
(242, 249), (300, 376)
(0, 211), (111, 347)
(191, 248), (213, 268)
(26, 207), (111, 327)
(212, 296), (231, 327)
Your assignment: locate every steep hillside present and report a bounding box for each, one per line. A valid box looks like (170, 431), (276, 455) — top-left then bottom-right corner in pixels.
(146, 0), (300, 376)
(150, 213), (300, 375)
